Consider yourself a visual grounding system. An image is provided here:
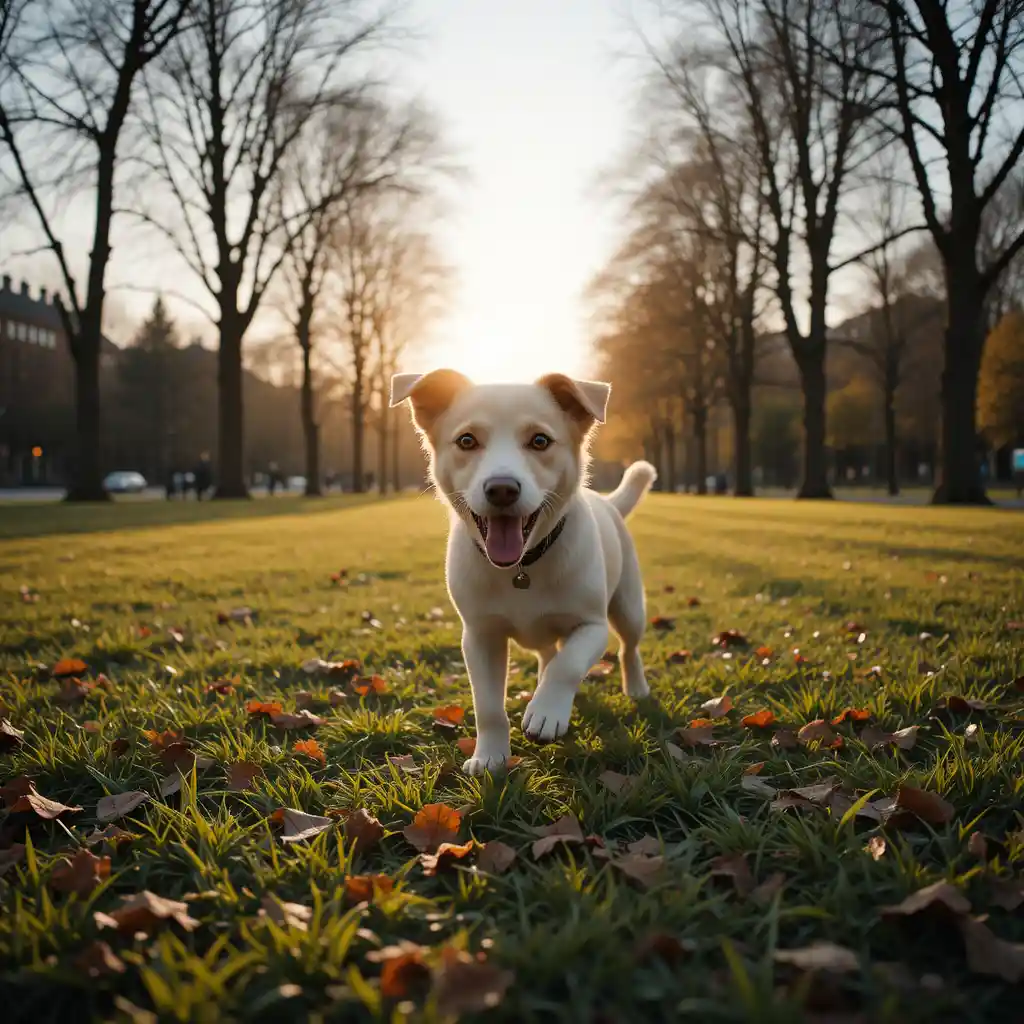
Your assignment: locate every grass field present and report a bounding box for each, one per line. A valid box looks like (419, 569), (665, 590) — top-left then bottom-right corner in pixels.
(1, 495), (1023, 1023)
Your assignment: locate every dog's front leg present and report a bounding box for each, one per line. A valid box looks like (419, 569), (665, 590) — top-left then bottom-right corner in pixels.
(522, 621), (608, 742)
(461, 627), (511, 776)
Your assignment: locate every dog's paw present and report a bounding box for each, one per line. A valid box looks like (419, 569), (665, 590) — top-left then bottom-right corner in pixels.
(522, 693), (574, 742)
(462, 752), (510, 777)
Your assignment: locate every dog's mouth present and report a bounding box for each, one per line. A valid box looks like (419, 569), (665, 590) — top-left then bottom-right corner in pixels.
(471, 510), (541, 567)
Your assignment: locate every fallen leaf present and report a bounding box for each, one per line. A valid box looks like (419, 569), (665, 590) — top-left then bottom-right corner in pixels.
(81, 720), (102, 734)
(270, 709), (325, 729)
(866, 836), (887, 861)
(686, 595), (701, 607)
(367, 941), (431, 998)
(85, 825), (136, 852)
(742, 709), (776, 729)
(798, 719), (837, 745)
(477, 841), (517, 874)
(774, 942), (859, 973)
(97, 791), (150, 822)
(771, 728), (798, 749)
(109, 738), (130, 756)
(432, 705), (465, 726)
(967, 832), (988, 860)
(958, 916), (1024, 983)
(650, 616), (676, 631)
(0, 844), (26, 875)
(740, 775), (777, 799)
(587, 661), (615, 679)
(55, 677), (95, 704)
(988, 878), (1024, 912)
(677, 723), (716, 746)
(272, 806), (334, 843)
(433, 946), (514, 1018)
(664, 741), (690, 763)
(751, 872), (786, 905)
(344, 873), (394, 903)
(611, 852), (665, 888)
(598, 770), (637, 795)
(890, 726), (920, 750)
(895, 785), (954, 825)
(329, 689), (347, 707)
(770, 793), (819, 812)
(633, 932), (696, 964)
(0, 775), (34, 808)
(755, 645), (774, 659)
(881, 881), (971, 917)
(420, 839), (476, 876)
(701, 694), (733, 718)
(530, 814), (584, 858)
(788, 779), (840, 804)
(353, 675), (388, 696)
(0, 719), (24, 752)
(53, 657), (88, 678)
(293, 738), (326, 764)
(712, 628), (747, 648)
(941, 694), (990, 713)
(226, 761), (264, 791)
(709, 853), (753, 895)
(217, 606), (254, 624)
(387, 753), (418, 772)
(94, 891), (200, 935)
(10, 788), (83, 820)
(205, 677), (236, 696)
(667, 649), (691, 664)
(260, 895), (312, 931)
(743, 762), (765, 775)
(50, 849), (111, 896)
(75, 940), (126, 978)
(142, 729), (184, 753)
(344, 808), (384, 854)
(831, 708), (871, 725)
(403, 804), (461, 853)
(246, 699), (284, 717)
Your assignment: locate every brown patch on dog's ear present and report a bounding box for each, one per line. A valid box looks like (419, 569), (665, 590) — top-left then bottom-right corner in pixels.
(390, 369), (472, 434)
(537, 374), (611, 434)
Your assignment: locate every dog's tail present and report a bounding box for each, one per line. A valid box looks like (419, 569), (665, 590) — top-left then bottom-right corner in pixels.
(606, 461), (658, 519)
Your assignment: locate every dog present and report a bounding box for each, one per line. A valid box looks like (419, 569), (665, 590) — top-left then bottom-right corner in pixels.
(390, 369), (657, 776)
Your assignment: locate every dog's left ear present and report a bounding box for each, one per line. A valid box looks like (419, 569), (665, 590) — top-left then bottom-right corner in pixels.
(537, 373), (610, 431)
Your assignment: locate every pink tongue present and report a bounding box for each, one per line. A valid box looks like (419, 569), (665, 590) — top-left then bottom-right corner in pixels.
(485, 516), (525, 565)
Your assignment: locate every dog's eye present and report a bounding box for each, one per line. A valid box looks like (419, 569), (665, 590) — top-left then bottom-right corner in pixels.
(528, 433), (553, 451)
(454, 432), (479, 451)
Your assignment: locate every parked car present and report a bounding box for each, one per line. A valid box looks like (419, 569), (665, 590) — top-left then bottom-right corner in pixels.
(287, 475), (307, 492)
(103, 470), (148, 494)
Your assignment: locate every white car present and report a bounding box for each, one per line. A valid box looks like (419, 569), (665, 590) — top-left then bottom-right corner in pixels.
(103, 470), (148, 494)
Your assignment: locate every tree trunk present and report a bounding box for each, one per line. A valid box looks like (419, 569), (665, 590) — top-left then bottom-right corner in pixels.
(65, 336), (107, 501)
(377, 402), (388, 495)
(932, 277), (989, 504)
(694, 407), (708, 495)
(390, 417), (400, 491)
(663, 423), (676, 494)
(732, 396), (753, 497)
(795, 351), (833, 499)
(351, 372), (365, 493)
(883, 366), (899, 498)
(215, 319), (249, 498)
(300, 338), (321, 497)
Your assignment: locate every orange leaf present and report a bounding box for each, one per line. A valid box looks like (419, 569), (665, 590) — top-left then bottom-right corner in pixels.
(456, 737), (477, 756)
(293, 738), (326, 765)
(49, 849), (110, 896)
(433, 705), (465, 726)
(689, 718), (716, 728)
(353, 675), (388, 696)
(344, 874), (394, 903)
(52, 657), (87, 678)
(895, 784), (955, 825)
(343, 808), (384, 854)
(142, 728), (184, 750)
(755, 646), (774, 659)
(687, 596), (701, 607)
(246, 699), (284, 716)
(831, 707), (871, 725)
(367, 943), (431, 999)
(402, 803), (462, 853)
(420, 839), (476, 876)
(650, 616), (676, 631)
(677, 723), (716, 746)
(742, 709), (776, 728)
(743, 762), (766, 776)
(93, 891), (199, 936)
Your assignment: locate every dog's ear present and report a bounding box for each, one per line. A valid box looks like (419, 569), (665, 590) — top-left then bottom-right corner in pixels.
(390, 369), (472, 433)
(537, 374), (611, 432)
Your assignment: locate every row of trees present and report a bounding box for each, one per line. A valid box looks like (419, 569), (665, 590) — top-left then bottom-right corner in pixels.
(0, 0), (450, 499)
(593, 0), (1024, 503)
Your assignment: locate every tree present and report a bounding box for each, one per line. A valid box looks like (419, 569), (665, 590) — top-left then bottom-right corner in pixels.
(868, 0), (1024, 503)
(653, 0), (888, 498)
(0, 0), (194, 500)
(977, 311), (1024, 449)
(138, 0), (393, 497)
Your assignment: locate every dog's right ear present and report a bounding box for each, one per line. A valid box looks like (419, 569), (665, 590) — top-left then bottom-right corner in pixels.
(390, 369), (472, 433)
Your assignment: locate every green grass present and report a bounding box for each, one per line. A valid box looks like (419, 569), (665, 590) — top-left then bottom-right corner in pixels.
(1, 495), (1023, 1023)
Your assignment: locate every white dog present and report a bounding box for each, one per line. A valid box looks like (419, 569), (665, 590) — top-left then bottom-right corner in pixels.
(390, 369), (657, 776)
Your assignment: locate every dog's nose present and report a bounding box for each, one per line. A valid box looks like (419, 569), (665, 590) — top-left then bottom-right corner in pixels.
(484, 476), (521, 508)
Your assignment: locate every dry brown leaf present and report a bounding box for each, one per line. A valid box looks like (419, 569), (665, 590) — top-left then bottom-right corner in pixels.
(895, 785), (954, 825)
(0, 775), (34, 807)
(55, 677), (95, 704)
(530, 814), (584, 858)
(882, 881), (971, 917)
(701, 694), (734, 718)
(788, 779), (840, 804)
(740, 775), (777, 799)
(272, 807), (334, 843)
(633, 932), (696, 964)
(246, 699), (284, 717)
(260, 895), (312, 931)
(420, 839), (476, 876)
(367, 941), (431, 998)
(97, 791), (150, 822)
(771, 728), (799, 749)
(891, 726), (920, 750)
(959, 915), (1024, 983)
(667, 649), (691, 664)
(142, 728), (184, 750)
(774, 942), (859, 973)
(743, 762), (765, 775)
(53, 657), (88, 678)
(0, 844), (26, 875)
(831, 708), (871, 725)
(967, 832), (988, 860)
(344, 874), (394, 903)
(587, 661), (615, 679)
(86, 825), (136, 852)
(798, 719), (837, 745)
(709, 853), (753, 896)
(49, 849), (111, 896)
(941, 694), (990, 713)
(10, 788), (83, 820)
(74, 940), (126, 978)
(664, 741), (690, 763)
(403, 804), (461, 853)
(988, 878), (1024, 912)
(217, 606), (254, 624)
(0, 719), (24, 752)
(742, 709), (776, 729)
(353, 675), (388, 696)
(94, 890), (200, 935)
(205, 677), (237, 696)
(477, 840), (517, 874)
(611, 852), (665, 888)
(650, 615), (676, 631)
(627, 835), (662, 857)
(344, 808), (384, 854)
(270, 709), (325, 730)
(866, 836), (887, 861)
(433, 946), (515, 1017)
(712, 629), (747, 647)
(226, 761), (264, 792)
(387, 753), (418, 772)
(677, 723), (716, 746)
(598, 770), (637, 795)
(751, 872), (786, 905)
(293, 738), (326, 764)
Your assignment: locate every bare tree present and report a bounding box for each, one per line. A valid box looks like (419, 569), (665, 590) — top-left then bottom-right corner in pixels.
(0, 0), (194, 500)
(137, 0), (393, 497)
(867, 0), (1024, 503)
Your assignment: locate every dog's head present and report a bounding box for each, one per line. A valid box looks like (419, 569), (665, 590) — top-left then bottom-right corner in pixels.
(391, 370), (610, 567)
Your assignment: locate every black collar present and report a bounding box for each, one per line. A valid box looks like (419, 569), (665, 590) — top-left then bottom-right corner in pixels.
(474, 515), (567, 568)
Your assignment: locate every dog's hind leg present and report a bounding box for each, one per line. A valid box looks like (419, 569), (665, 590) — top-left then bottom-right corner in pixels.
(608, 544), (650, 700)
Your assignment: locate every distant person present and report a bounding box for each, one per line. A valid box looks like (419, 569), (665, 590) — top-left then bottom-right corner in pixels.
(268, 462), (280, 496)
(194, 453), (212, 500)
(165, 468), (178, 501)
